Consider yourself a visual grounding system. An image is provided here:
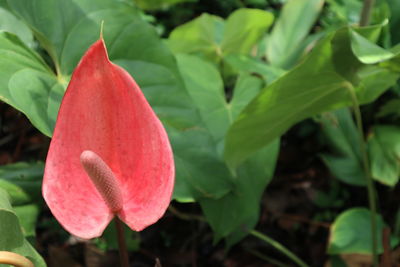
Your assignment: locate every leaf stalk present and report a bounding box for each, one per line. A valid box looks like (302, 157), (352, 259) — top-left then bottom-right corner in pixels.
(347, 86), (378, 266)
(249, 229), (309, 267)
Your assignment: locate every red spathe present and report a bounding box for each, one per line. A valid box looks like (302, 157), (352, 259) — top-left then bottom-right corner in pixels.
(43, 39), (175, 239)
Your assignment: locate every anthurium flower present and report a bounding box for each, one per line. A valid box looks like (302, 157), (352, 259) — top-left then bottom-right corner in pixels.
(43, 38), (175, 239)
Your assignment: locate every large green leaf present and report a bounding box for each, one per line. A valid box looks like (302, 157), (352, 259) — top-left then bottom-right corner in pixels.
(176, 54), (230, 143)
(266, 0), (324, 68)
(0, 6), (33, 47)
(319, 108), (366, 186)
(8, 0), (180, 76)
(0, 188), (46, 267)
(168, 13), (224, 62)
(221, 8), (273, 55)
(224, 26), (400, 168)
(328, 208), (385, 255)
(350, 29), (394, 64)
(368, 125), (400, 187)
(168, 8), (273, 63)
(0, 32), (62, 136)
(175, 53), (279, 242)
(200, 141), (279, 245)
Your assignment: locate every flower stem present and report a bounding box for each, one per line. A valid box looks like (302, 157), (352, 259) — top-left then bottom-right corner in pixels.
(249, 229), (309, 267)
(359, 0), (375, 26)
(115, 217), (130, 267)
(347, 87), (378, 266)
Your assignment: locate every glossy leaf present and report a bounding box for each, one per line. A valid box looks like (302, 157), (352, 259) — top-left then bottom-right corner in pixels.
(350, 29), (394, 64)
(43, 39), (174, 239)
(0, 32), (63, 136)
(225, 26), (400, 168)
(319, 108), (366, 186)
(177, 54), (230, 143)
(175, 53), (279, 242)
(221, 8), (274, 55)
(168, 14), (224, 62)
(328, 208), (385, 254)
(266, 0), (324, 68)
(0, 189), (46, 267)
(368, 125), (400, 187)
(0, 6), (33, 47)
(201, 141), (279, 245)
(168, 8), (273, 62)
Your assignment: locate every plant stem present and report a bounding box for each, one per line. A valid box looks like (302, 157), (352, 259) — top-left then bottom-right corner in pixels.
(359, 0), (375, 26)
(348, 87), (378, 267)
(249, 229), (309, 267)
(115, 217), (130, 267)
(0, 251), (34, 267)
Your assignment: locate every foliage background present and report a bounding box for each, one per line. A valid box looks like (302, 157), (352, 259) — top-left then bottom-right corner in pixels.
(0, 0), (399, 266)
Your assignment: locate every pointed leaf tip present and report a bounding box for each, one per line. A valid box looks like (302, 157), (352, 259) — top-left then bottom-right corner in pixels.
(43, 38), (175, 238)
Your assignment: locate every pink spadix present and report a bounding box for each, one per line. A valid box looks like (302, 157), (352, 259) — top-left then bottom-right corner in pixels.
(80, 150), (123, 213)
(43, 38), (175, 239)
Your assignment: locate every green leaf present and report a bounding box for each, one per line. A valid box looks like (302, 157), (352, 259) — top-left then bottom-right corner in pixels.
(168, 9), (273, 62)
(8, 0), (180, 76)
(174, 53), (279, 243)
(0, 6), (33, 47)
(225, 36), (353, 168)
(368, 125), (400, 187)
(224, 26), (400, 168)
(115, 59), (233, 201)
(0, 32), (62, 136)
(14, 204), (40, 238)
(200, 141), (279, 246)
(176, 54), (230, 143)
(223, 54), (285, 84)
(0, 162), (44, 203)
(356, 65), (399, 104)
(0, 180), (31, 205)
(376, 99), (400, 118)
(168, 13), (224, 62)
(168, 127), (234, 200)
(221, 8), (274, 55)
(0, 188), (46, 267)
(134, 0), (197, 10)
(328, 208), (385, 255)
(266, 0), (324, 68)
(0, 163), (43, 239)
(319, 108), (366, 186)
(350, 29), (394, 64)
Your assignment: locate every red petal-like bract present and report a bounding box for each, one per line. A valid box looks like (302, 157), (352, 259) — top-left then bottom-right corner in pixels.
(43, 39), (175, 239)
